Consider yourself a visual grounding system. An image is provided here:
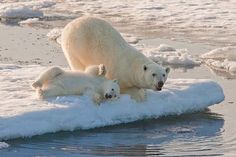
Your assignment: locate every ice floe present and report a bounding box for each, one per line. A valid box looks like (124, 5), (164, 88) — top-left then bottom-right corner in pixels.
(0, 64), (224, 140)
(0, 0), (55, 18)
(143, 44), (201, 66)
(201, 47), (236, 74)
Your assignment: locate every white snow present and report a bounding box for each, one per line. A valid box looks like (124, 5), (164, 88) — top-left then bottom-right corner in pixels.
(0, 64), (224, 140)
(0, 142), (9, 149)
(143, 44), (200, 66)
(201, 47), (236, 74)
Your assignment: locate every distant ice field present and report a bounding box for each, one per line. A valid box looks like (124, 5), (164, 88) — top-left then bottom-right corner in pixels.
(0, 64), (224, 140)
(0, 0), (235, 46)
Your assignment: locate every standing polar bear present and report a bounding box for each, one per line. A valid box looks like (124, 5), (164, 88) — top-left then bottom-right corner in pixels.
(31, 64), (120, 105)
(61, 16), (170, 101)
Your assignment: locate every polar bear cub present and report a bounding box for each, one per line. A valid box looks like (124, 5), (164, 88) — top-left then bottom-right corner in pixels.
(31, 64), (120, 105)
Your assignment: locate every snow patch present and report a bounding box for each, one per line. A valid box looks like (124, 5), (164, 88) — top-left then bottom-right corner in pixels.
(0, 64), (224, 140)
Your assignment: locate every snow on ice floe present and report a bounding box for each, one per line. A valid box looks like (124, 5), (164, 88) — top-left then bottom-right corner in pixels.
(201, 47), (236, 74)
(0, 0), (55, 18)
(0, 64), (224, 140)
(0, 142), (9, 149)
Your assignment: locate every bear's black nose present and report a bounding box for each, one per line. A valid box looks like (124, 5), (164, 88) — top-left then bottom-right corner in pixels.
(105, 94), (112, 99)
(158, 81), (164, 87)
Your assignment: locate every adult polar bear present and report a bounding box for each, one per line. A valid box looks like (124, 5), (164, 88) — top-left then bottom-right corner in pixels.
(61, 16), (170, 101)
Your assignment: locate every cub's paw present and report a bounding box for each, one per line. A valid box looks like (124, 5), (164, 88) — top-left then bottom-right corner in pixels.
(36, 88), (45, 99)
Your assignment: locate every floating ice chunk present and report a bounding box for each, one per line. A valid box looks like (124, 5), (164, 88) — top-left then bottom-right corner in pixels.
(0, 0), (55, 18)
(47, 28), (62, 44)
(201, 47), (236, 74)
(201, 47), (236, 60)
(121, 33), (141, 44)
(0, 142), (9, 149)
(0, 6), (43, 18)
(0, 64), (224, 140)
(144, 44), (200, 66)
(18, 18), (39, 25)
(157, 44), (176, 52)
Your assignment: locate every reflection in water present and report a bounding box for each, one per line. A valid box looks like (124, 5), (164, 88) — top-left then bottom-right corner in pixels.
(2, 110), (227, 157)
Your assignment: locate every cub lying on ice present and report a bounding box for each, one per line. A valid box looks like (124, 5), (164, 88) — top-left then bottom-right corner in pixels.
(31, 64), (120, 104)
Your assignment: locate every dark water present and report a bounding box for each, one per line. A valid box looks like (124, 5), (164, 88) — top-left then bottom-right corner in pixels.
(1, 64), (236, 157)
(1, 111), (225, 157)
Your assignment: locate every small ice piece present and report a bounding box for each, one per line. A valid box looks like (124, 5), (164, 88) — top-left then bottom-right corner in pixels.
(157, 44), (176, 52)
(0, 142), (9, 149)
(47, 28), (62, 40)
(144, 44), (200, 66)
(18, 18), (39, 25)
(0, 6), (43, 18)
(47, 28), (62, 44)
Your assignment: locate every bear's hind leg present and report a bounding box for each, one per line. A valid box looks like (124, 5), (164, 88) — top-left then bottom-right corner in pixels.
(37, 85), (64, 99)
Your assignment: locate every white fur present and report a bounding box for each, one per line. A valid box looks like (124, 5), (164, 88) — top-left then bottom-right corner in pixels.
(61, 17), (170, 101)
(32, 65), (120, 105)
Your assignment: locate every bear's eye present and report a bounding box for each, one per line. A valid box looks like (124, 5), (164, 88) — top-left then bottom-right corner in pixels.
(152, 73), (156, 77)
(163, 74), (166, 77)
(112, 88), (114, 91)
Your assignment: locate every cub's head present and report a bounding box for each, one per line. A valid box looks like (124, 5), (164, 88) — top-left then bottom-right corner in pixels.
(142, 63), (170, 91)
(102, 79), (120, 100)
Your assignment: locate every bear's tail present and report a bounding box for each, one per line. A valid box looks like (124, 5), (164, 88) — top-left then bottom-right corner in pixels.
(31, 66), (64, 89)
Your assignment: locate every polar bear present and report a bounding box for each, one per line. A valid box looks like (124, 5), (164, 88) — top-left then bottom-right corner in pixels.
(61, 16), (170, 101)
(31, 64), (120, 105)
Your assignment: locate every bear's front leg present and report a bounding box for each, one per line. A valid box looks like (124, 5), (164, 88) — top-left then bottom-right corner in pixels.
(123, 87), (146, 102)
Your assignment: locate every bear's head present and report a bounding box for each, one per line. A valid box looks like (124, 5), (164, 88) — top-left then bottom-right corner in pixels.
(102, 79), (120, 100)
(142, 63), (170, 91)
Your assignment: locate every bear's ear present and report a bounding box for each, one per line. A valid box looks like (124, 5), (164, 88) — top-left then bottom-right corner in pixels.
(166, 67), (170, 73)
(143, 65), (147, 71)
